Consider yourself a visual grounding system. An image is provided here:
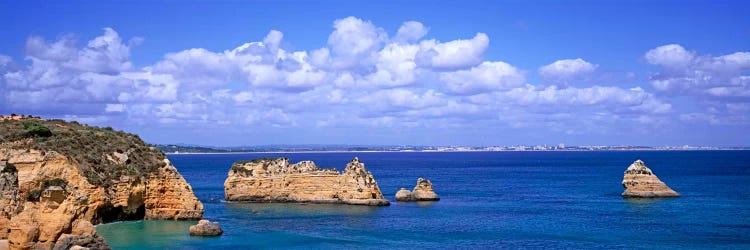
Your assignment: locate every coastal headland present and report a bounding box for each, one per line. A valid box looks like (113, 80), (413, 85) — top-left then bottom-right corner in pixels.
(0, 115), (203, 249)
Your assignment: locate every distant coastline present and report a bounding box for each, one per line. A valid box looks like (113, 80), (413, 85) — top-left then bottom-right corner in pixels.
(163, 147), (750, 155)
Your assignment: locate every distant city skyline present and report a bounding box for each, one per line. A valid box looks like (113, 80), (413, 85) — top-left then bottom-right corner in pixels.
(1, 1), (749, 146)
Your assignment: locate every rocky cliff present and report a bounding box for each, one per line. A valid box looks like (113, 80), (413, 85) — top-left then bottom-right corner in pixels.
(224, 157), (389, 206)
(621, 159), (680, 198)
(0, 116), (203, 249)
(395, 178), (440, 202)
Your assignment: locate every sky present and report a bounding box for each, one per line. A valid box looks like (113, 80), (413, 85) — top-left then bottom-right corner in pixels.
(0, 0), (749, 146)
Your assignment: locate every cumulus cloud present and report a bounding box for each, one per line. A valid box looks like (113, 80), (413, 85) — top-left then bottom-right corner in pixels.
(415, 33), (489, 70)
(152, 48), (235, 89)
(440, 61), (525, 95)
(320, 16), (387, 70)
(0, 28), (195, 122)
(645, 44), (695, 68)
(362, 42), (421, 88)
(25, 28), (134, 74)
(470, 85), (671, 114)
(394, 21), (428, 44)
(2, 17), (698, 139)
(646, 44), (750, 96)
(538, 58), (597, 85)
(643, 44), (750, 127)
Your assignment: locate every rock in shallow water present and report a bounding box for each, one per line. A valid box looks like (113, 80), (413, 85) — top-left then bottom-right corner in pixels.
(395, 178), (440, 202)
(621, 160), (680, 198)
(189, 220), (223, 236)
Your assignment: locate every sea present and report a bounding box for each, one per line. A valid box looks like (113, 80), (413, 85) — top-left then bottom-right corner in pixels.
(96, 151), (750, 249)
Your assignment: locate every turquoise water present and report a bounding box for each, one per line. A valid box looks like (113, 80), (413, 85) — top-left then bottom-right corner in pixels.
(97, 151), (750, 249)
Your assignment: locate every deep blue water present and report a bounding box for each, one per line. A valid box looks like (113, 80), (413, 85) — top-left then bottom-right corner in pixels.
(97, 151), (750, 249)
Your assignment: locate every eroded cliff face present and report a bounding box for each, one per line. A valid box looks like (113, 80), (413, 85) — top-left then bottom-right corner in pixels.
(224, 157), (389, 206)
(0, 117), (203, 249)
(622, 160), (680, 198)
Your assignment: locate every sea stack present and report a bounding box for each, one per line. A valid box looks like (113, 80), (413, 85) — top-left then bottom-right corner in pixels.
(621, 160), (680, 198)
(395, 178), (440, 202)
(224, 157), (390, 206)
(0, 116), (203, 249)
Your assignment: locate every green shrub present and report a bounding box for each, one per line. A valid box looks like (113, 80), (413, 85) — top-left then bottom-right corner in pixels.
(22, 121), (52, 137)
(233, 157), (283, 166)
(1, 117), (167, 188)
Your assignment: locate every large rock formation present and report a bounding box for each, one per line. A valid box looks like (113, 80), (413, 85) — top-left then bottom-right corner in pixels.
(188, 220), (223, 236)
(0, 116), (203, 249)
(622, 159), (680, 198)
(395, 178), (440, 202)
(224, 157), (389, 206)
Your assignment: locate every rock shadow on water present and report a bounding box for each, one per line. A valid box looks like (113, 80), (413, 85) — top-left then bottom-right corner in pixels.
(623, 197), (673, 204)
(225, 202), (383, 218)
(622, 197), (677, 213)
(415, 201), (438, 208)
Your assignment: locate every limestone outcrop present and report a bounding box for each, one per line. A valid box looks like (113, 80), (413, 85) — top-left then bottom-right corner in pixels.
(188, 220), (223, 236)
(0, 117), (204, 249)
(224, 157), (389, 206)
(395, 178), (440, 202)
(622, 160), (680, 198)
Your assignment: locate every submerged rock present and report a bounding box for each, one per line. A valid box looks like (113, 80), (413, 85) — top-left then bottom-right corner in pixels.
(622, 160), (680, 198)
(224, 157), (390, 206)
(189, 220), (223, 236)
(0, 116), (203, 249)
(395, 178), (440, 202)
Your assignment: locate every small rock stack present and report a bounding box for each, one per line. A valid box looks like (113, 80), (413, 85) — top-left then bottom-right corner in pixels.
(189, 220), (223, 236)
(621, 160), (680, 198)
(395, 178), (440, 202)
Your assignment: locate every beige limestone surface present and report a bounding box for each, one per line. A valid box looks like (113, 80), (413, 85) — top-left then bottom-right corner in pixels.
(622, 159), (680, 198)
(224, 157), (389, 206)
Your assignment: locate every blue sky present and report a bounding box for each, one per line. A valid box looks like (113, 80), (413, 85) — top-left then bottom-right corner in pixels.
(1, 0), (749, 146)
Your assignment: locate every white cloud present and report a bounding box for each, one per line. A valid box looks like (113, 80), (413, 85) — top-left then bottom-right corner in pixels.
(119, 71), (179, 102)
(471, 85), (671, 114)
(24, 28), (133, 75)
(440, 61), (525, 95)
(360, 89), (445, 111)
(323, 16), (387, 70)
(415, 33), (489, 70)
(646, 44), (750, 96)
(244, 108), (296, 127)
(2, 18), (697, 138)
(152, 48), (235, 88)
(0, 54), (11, 67)
(645, 44), (694, 68)
(394, 21), (428, 44)
(105, 103), (125, 112)
(24, 35), (77, 62)
(538, 58), (597, 84)
(1, 28), (178, 115)
(232, 91), (254, 104)
(362, 42), (421, 88)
